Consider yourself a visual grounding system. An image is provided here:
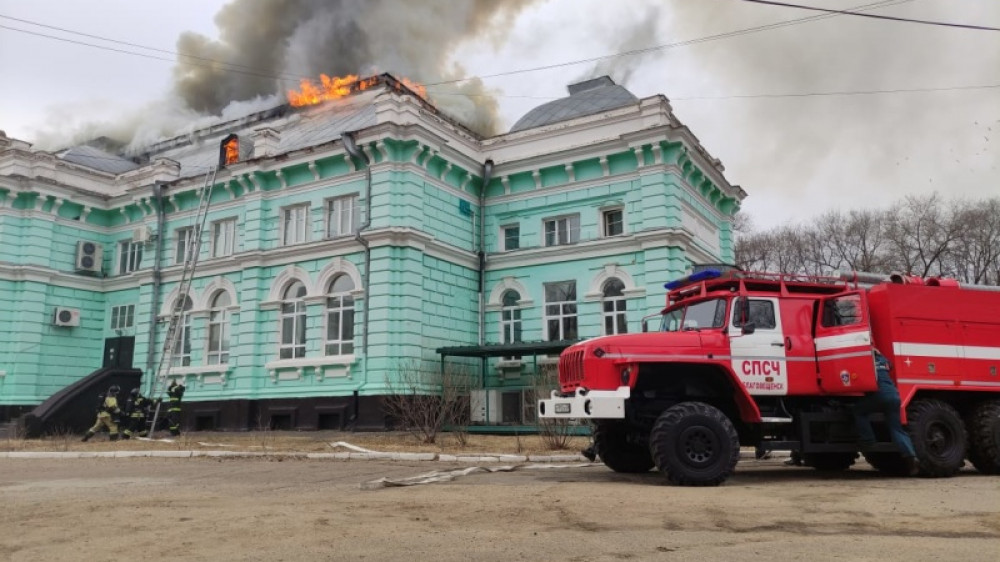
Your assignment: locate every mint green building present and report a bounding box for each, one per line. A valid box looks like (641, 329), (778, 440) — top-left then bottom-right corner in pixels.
(0, 75), (744, 430)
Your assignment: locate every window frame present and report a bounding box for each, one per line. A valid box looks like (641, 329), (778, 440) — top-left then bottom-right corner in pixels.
(110, 304), (135, 331)
(601, 207), (625, 237)
(174, 227), (195, 265)
(733, 299), (778, 330)
(172, 296), (194, 368)
(543, 214), (580, 247)
(211, 218), (237, 258)
(601, 278), (628, 335)
(325, 194), (360, 239)
(118, 240), (143, 275)
(206, 291), (231, 365)
(501, 224), (520, 252)
(281, 204), (311, 246)
(278, 281), (308, 359)
(324, 274), (356, 356)
(543, 281), (578, 341)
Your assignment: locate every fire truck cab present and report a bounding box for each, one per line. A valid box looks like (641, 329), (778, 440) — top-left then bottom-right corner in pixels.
(539, 268), (1000, 486)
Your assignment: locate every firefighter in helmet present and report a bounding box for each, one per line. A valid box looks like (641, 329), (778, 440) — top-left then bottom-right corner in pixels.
(82, 385), (122, 442)
(166, 380), (186, 436)
(122, 387), (151, 439)
(852, 348), (919, 475)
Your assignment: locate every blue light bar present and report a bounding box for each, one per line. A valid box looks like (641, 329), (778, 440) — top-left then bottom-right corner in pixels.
(664, 269), (722, 290)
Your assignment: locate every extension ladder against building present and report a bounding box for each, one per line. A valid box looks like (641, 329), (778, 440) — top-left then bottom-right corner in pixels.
(147, 167), (218, 435)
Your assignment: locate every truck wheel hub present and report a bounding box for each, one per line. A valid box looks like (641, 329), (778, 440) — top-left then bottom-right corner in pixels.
(679, 426), (717, 465)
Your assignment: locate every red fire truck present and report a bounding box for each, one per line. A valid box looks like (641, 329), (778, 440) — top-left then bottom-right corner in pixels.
(538, 268), (1000, 486)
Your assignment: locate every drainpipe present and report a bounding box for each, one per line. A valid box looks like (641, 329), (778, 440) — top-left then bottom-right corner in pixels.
(478, 160), (494, 347)
(341, 132), (371, 424)
(145, 181), (166, 390)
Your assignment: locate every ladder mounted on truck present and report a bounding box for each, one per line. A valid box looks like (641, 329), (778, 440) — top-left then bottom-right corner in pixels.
(147, 166), (218, 435)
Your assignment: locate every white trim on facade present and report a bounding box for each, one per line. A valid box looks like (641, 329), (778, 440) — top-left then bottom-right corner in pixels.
(486, 276), (533, 311)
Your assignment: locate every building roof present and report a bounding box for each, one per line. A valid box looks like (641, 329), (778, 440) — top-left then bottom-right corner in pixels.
(57, 145), (140, 175)
(142, 91), (380, 180)
(509, 76), (638, 133)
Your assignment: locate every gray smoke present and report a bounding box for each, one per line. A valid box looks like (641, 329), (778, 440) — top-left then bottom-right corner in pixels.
(650, 0), (1000, 225)
(173, 0), (537, 135)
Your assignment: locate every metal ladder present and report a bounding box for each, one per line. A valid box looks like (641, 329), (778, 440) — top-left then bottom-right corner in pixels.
(147, 166), (218, 435)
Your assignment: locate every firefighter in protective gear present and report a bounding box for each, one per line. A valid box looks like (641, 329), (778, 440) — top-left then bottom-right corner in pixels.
(81, 385), (122, 442)
(166, 380), (185, 436)
(122, 387), (151, 439)
(852, 348), (919, 475)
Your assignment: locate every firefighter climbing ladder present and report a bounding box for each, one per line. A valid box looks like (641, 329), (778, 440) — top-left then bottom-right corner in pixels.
(147, 166), (219, 435)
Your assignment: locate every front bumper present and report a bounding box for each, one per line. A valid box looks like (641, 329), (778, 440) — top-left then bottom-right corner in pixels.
(537, 386), (630, 419)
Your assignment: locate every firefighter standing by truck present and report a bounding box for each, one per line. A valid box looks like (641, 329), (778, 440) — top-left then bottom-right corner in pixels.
(122, 387), (151, 439)
(81, 385), (122, 442)
(166, 380), (185, 436)
(852, 348), (919, 475)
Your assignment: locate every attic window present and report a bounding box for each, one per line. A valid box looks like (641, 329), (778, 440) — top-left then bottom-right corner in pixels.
(220, 134), (240, 166)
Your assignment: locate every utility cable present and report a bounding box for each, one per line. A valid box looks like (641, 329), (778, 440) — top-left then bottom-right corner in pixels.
(2, 0), (912, 90)
(738, 0), (1000, 32)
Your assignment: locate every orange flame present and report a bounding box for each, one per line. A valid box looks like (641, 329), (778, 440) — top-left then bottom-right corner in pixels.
(287, 74), (427, 107)
(224, 137), (239, 165)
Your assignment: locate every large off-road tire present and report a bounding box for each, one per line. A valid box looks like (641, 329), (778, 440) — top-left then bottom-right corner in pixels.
(593, 421), (654, 473)
(802, 452), (857, 472)
(966, 400), (1000, 475)
(907, 399), (967, 477)
(862, 452), (911, 476)
(648, 402), (740, 486)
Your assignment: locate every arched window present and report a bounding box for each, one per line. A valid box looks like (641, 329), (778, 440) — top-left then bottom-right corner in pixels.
(206, 291), (231, 365)
(325, 274), (355, 356)
(602, 278), (627, 335)
(172, 296), (194, 367)
(501, 290), (522, 345)
(279, 281), (308, 359)
(501, 290), (522, 361)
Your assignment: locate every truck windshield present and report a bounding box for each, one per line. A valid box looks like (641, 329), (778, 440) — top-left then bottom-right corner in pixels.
(660, 298), (728, 332)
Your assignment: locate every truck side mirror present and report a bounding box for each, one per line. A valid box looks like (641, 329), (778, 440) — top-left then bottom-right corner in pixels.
(642, 320), (648, 333)
(742, 321), (756, 335)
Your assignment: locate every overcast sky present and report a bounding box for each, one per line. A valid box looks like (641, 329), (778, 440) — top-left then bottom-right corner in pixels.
(1, 0), (997, 229)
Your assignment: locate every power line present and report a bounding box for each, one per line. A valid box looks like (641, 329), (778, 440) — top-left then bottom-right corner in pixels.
(0, 24), (295, 83)
(424, 0), (913, 86)
(2, 1), (911, 91)
(738, 0), (1000, 32)
(0, 14), (310, 82)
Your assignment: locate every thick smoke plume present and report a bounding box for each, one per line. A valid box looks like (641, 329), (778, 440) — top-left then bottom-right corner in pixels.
(173, 0), (536, 136)
(653, 0), (1000, 224)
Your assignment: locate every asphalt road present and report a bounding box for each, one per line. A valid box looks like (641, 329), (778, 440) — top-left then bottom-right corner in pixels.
(1, 457), (998, 561)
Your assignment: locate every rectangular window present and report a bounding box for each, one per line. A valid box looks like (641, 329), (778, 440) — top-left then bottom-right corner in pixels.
(543, 215), (580, 246)
(733, 299), (777, 330)
(544, 281), (578, 341)
(326, 195), (359, 238)
(118, 240), (143, 275)
(602, 208), (624, 237)
(212, 219), (237, 258)
(175, 227), (194, 264)
(282, 204), (310, 246)
(502, 225), (520, 251)
(110, 304), (135, 330)
(207, 309), (231, 365)
(603, 298), (627, 335)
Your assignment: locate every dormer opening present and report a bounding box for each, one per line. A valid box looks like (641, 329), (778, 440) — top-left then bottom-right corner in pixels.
(220, 134), (240, 167)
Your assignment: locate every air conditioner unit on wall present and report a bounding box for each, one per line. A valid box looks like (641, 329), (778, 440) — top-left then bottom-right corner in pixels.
(133, 226), (151, 244)
(469, 389), (501, 424)
(53, 307), (81, 327)
(74, 240), (103, 273)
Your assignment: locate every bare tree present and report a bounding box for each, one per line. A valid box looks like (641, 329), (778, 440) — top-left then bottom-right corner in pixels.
(382, 359), (475, 445)
(883, 194), (960, 277)
(944, 199), (1000, 285)
(533, 363), (575, 450)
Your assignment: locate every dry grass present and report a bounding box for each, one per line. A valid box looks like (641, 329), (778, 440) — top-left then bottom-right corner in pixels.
(2, 430), (591, 455)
